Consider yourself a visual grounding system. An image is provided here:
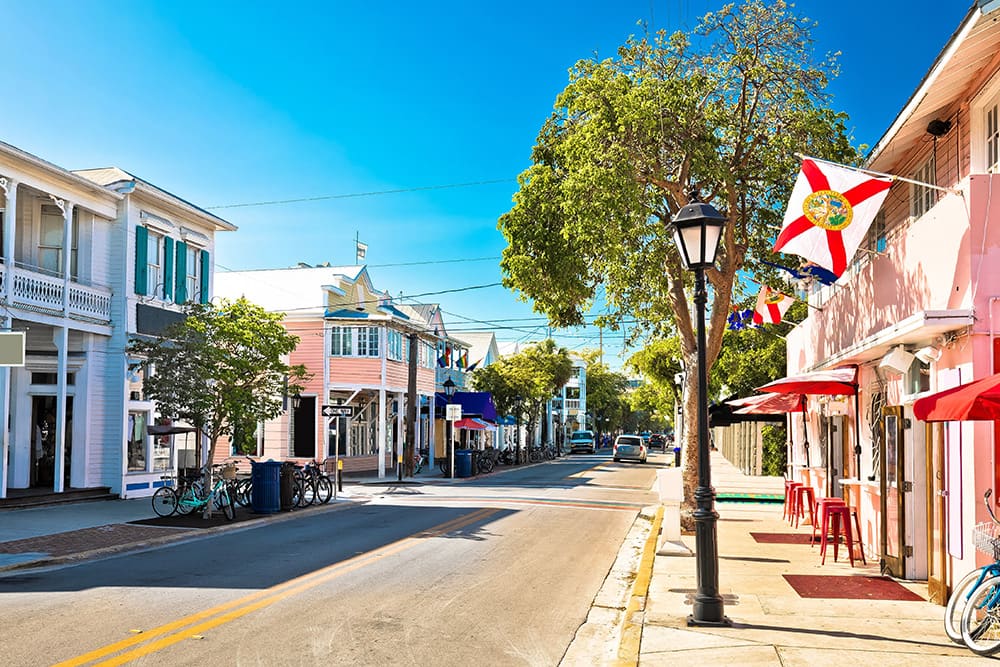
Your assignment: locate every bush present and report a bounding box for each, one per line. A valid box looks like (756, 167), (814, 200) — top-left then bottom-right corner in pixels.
(761, 424), (787, 477)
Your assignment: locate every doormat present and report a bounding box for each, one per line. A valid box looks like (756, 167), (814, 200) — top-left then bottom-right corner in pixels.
(783, 574), (925, 601)
(750, 532), (813, 544)
(129, 507), (267, 529)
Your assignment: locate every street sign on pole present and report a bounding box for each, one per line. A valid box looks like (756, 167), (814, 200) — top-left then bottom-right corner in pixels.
(446, 404), (462, 421)
(322, 405), (354, 418)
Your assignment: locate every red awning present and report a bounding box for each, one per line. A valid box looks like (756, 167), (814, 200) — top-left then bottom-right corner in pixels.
(733, 393), (805, 415)
(755, 367), (857, 396)
(913, 372), (1000, 422)
(454, 417), (488, 430)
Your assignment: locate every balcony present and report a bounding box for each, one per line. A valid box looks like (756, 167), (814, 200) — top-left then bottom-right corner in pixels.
(1, 263), (112, 324)
(565, 399), (581, 410)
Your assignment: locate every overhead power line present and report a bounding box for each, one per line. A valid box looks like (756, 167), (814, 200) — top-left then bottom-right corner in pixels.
(206, 178), (513, 210)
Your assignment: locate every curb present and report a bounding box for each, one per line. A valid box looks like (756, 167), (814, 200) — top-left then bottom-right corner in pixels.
(0, 497), (367, 575)
(616, 505), (663, 666)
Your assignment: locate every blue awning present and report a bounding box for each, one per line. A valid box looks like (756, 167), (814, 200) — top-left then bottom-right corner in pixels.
(434, 391), (498, 422)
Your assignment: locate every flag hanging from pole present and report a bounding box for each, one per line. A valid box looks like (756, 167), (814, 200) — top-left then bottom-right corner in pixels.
(356, 241), (368, 262)
(773, 158), (892, 277)
(752, 286), (794, 325)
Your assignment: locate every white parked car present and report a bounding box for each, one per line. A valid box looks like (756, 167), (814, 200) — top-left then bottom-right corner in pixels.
(613, 434), (647, 463)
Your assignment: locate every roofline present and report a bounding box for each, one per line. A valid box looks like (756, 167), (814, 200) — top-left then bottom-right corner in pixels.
(0, 141), (123, 202)
(865, 4), (982, 164)
(131, 180), (237, 232)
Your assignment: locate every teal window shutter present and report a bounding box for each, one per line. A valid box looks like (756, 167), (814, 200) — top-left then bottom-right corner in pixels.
(199, 249), (210, 304)
(163, 236), (174, 301)
(134, 225), (148, 295)
(175, 241), (188, 303)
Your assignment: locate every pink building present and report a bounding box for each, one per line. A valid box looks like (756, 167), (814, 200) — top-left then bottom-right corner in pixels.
(784, 3), (1000, 601)
(215, 265), (450, 477)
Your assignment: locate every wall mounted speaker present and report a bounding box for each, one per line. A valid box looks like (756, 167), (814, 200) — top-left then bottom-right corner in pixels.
(914, 345), (942, 364)
(879, 346), (915, 375)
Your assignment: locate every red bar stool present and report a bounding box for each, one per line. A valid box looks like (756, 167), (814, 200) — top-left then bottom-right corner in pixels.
(821, 504), (858, 566)
(812, 497), (846, 546)
(847, 506), (866, 565)
(783, 481), (802, 523)
(791, 485), (816, 529)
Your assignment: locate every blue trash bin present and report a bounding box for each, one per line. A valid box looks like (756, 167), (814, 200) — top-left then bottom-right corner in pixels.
(455, 450), (473, 478)
(251, 460), (282, 514)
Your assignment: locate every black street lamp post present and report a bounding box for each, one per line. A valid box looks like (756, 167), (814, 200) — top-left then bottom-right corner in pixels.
(669, 193), (731, 627)
(444, 377), (456, 479)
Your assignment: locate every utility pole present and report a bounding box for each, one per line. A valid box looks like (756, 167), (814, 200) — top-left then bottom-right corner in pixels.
(599, 325), (603, 366)
(404, 333), (419, 477)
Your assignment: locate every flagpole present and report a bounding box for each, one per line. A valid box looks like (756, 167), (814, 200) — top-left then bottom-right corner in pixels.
(795, 153), (962, 195)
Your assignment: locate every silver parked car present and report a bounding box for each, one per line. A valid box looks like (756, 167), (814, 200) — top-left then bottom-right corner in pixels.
(613, 434), (647, 463)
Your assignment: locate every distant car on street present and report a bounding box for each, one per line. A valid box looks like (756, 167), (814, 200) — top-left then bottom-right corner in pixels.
(568, 430), (596, 454)
(649, 433), (667, 451)
(613, 434), (647, 463)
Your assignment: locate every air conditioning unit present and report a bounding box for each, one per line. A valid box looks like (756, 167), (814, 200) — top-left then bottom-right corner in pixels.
(879, 346), (915, 375)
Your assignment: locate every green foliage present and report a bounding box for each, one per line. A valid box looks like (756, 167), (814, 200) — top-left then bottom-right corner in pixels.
(470, 339), (573, 431)
(713, 300), (806, 397)
(579, 350), (631, 433)
(128, 297), (308, 463)
(499, 0), (860, 409)
(761, 423), (788, 477)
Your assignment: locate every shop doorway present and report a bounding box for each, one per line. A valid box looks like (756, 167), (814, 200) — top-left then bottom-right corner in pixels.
(292, 396), (316, 458)
(881, 406), (906, 577)
(31, 396), (73, 489)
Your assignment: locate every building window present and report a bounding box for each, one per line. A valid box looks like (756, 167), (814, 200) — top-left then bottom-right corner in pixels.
(39, 205), (78, 277)
(331, 327), (353, 356)
(186, 246), (201, 303)
(988, 101), (1000, 174)
(910, 156), (936, 219)
(357, 327), (380, 357)
(387, 329), (403, 361)
(422, 341), (435, 368)
(147, 231), (164, 298)
(30, 372), (75, 385)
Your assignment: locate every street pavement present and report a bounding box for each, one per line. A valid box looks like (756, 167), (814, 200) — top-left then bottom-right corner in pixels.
(0, 453), (984, 665)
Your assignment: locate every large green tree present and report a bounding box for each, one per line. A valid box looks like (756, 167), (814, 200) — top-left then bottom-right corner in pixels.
(499, 1), (858, 514)
(471, 339), (573, 460)
(579, 350), (630, 438)
(129, 297), (308, 472)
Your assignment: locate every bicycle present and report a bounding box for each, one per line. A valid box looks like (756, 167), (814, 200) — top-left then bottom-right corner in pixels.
(299, 460), (333, 505)
(958, 490), (1000, 655)
(414, 450), (428, 474)
(151, 469), (203, 517)
(944, 489), (1000, 643)
(153, 464), (236, 520)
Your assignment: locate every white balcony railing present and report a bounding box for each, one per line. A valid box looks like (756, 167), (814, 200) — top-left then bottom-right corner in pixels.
(1, 264), (112, 323)
(565, 399), (580, 410)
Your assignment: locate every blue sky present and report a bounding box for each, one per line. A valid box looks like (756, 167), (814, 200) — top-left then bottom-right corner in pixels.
(0, 1), (975, 369)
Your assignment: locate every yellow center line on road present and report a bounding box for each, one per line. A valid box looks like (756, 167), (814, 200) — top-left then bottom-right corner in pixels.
(55, 508), (499, 667)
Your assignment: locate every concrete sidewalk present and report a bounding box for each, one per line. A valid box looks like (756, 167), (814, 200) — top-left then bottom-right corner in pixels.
(631, 453), (976, 665)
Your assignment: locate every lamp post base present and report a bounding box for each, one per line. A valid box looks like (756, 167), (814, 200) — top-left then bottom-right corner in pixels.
(687, 613), (732, 628)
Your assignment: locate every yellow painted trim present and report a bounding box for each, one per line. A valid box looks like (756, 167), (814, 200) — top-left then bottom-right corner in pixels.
(616, 506), (663, 666)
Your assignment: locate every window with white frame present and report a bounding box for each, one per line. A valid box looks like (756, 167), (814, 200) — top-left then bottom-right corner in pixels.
(186, 245), (201, 303)
(331, 327), (353, 356)
(987, 98), (1000, 174)
(910, 156), (936, 219)
(422, 341), (435, 368)
(357, 327), (380, 357)
(387, 329), (404, 361)
(127, 411), (169, 473)
(39, 205), (78, 277)
(330, 326), (381, 357)
(146, 230), (164, 298)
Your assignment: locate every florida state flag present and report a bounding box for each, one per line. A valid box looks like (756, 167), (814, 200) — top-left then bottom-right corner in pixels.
(752, 286), (794, 325)
(773, 158), (892, 276)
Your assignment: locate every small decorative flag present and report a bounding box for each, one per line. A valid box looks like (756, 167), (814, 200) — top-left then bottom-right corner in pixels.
(356, 241), (368, 262)
(752, 286), (795, 325)
(773, 158), (892, 276)
(727, 307), (755, 331)
(761, 259), (837, 287)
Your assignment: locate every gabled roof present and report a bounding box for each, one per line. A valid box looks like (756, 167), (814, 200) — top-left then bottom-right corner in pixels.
(215, 265), (367, 314)
(449, 331), (498, 367)
(868, 3), (1000, 171)
(74, 166), (236, 232)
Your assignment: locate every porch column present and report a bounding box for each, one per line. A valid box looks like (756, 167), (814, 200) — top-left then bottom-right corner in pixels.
(0, 177), (14, 499)
(52, 199), (74, 493)
(377, 389), (386, 478)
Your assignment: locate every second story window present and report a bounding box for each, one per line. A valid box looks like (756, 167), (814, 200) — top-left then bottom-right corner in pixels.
(910, 156), (936, 219)
(331, 327), (353, 356)
(988, 101), (1000, 174)
(387, 329), (403, 361)
(147, 230), (164, 297)
(357, 327), (380, 357)
(39, 205), (78, 278)
(186, 246), (201, 303)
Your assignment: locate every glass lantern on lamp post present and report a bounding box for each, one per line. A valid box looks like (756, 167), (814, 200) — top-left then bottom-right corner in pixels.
(669, 193), (731, 627)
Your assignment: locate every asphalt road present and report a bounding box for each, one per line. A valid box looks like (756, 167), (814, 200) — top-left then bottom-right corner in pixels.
(0, 451), (661, 666)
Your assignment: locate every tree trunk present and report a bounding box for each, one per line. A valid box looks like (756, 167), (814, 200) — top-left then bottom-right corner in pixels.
(680, 358), (701, 531)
